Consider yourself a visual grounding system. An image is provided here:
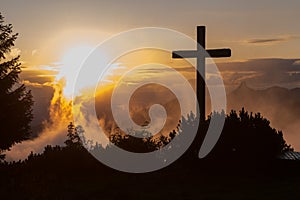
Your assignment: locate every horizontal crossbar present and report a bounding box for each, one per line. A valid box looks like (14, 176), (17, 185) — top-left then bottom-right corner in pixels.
(172, 48), (231, 58)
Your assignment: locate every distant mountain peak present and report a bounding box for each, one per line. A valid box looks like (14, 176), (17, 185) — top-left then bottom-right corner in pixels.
(238, 81), (249, 89)
(234, 81), (253, 92)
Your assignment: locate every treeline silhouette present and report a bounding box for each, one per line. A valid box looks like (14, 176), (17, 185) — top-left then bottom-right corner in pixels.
(0, 108), (293, 169)
(0, 108), (299, 199)
(90, 108), (292, 162)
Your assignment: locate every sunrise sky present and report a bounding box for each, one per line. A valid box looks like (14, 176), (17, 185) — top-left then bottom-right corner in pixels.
(2, 0), (300, 159)
(1, 0), (300, 70)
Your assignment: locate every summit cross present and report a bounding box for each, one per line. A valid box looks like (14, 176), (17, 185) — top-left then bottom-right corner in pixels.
(172, 26), (231, 123)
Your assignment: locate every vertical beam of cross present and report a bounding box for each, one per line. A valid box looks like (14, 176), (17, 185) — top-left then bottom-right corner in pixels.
(197, 26), (206, 124)
(172, 26), (231, 123)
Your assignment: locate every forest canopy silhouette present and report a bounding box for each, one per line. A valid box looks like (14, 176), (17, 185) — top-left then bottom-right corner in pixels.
(2, 108), (291, 166)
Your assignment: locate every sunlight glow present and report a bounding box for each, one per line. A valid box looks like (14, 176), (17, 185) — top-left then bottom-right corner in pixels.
(57, 44), (95, 98)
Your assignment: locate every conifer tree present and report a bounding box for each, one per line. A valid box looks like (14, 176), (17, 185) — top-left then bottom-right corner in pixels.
(0, 13), (33, 159)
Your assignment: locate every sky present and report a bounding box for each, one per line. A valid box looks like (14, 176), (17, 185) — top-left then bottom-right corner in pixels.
(1, 0), (299, 91)
(1, 0), (300, 159)
(1, 0), (300, 67)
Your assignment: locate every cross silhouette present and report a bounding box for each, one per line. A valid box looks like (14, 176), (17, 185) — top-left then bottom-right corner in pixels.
(172, 26), (231, 123)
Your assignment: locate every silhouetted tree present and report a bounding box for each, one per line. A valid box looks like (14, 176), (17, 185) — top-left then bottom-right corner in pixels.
(204, 108), (293, 162)
(64, 122), (83, 148)
(109, 128), (160, 152)
(0, 13), (33, 159)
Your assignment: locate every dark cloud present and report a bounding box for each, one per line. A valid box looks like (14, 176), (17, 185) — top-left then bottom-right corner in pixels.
(20, 70), (56, 84)
(161, 59), (300, 89)
(27, 84), (54, 137)
(128, 66), (195, 74)
(246, 38), (287, 44)
(94, 83), (181, 137)
(215, 58), (300, 88)
(121, 58), (300, 92)
(245, 35), (300, 45)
